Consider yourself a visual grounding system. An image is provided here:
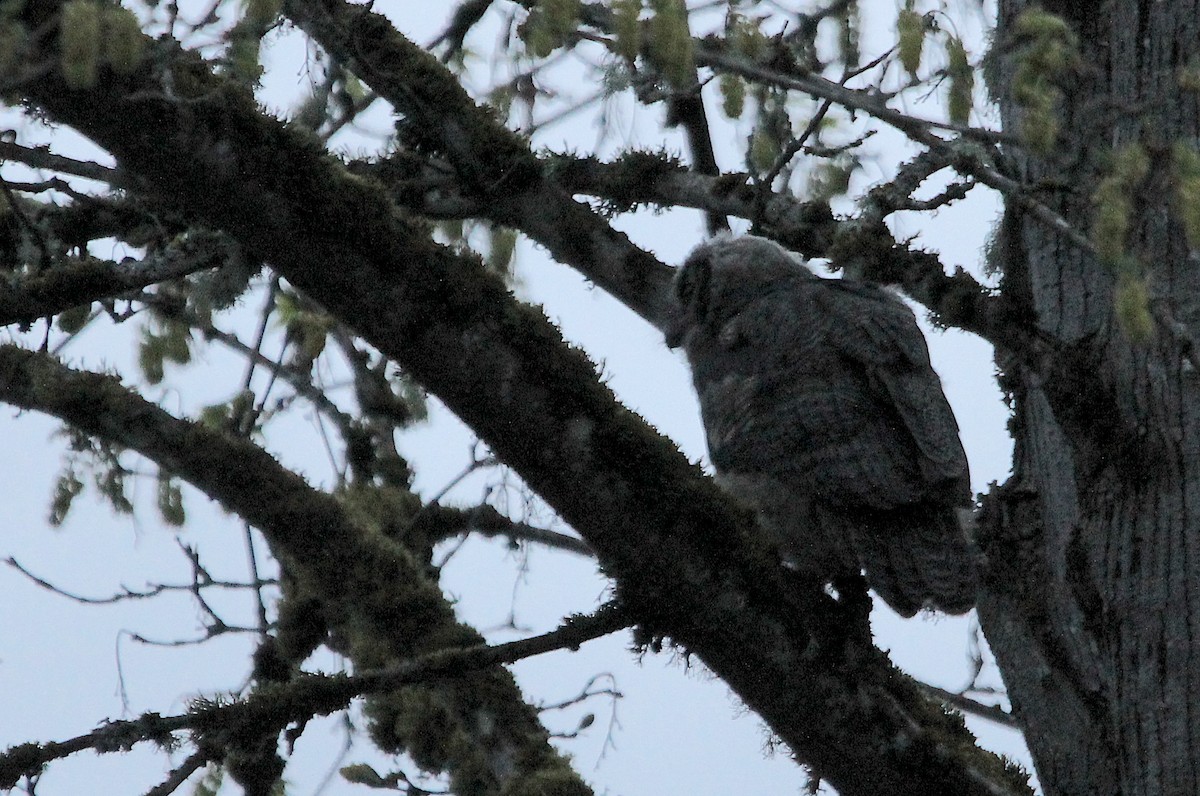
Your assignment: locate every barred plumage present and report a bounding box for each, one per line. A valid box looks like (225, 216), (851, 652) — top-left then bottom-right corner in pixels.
(666, 236), (976, 616)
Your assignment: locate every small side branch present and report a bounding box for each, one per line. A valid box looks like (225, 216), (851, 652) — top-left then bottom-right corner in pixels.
(0, 231), (239, 327)
(0, 141), (121, 184)
(418, 503), (595, 558)
(144, 750), (209, 796)
(920, 683), (1020, 730)
(3, 555), (274, 606)
(0, 604), (631, 788)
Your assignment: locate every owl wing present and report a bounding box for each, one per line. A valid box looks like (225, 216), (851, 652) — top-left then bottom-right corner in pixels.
(696, 279), (966, 511)
(695, 285), (912, 510)
(817, 280), (970, 504)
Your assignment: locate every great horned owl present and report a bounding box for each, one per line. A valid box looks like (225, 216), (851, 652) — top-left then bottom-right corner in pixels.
(666, 236), (975, 616)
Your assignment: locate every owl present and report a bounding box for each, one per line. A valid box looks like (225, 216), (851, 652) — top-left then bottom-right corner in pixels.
(666, 236), (975, 616)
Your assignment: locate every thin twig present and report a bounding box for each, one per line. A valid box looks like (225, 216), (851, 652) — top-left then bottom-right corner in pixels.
(243, 523), (270, 634)
(920, 683), (1020, 730)
(3, 556), (274, 605)
(143, 750), (208, 796)
(0, 141), (120, 184)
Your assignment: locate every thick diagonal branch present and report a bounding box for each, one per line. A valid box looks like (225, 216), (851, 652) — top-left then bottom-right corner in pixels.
(284, 0), (674, 328)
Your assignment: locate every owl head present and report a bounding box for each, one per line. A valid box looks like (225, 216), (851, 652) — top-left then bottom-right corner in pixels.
(665, 236), (809, 348)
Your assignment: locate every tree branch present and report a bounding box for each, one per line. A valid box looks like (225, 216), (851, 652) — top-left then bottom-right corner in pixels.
(0, 230), (236, 326)
(694, 41), (1010, 146)
(920, 683), (1020, 730)
(0, 604), (630, 790)
(283, 0), (675, 330)
(431, 0), (495, 58)
(695, 43), (1095, 257)
(0, 140), (121, 184)
(143, 751), (208, 796)
(416, 503), (596, 558)
(3, 555), (273, 606)
(368, 146), (1045, 362)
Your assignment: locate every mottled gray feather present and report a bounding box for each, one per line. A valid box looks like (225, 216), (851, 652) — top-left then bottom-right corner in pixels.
(668, 236), (975, 616)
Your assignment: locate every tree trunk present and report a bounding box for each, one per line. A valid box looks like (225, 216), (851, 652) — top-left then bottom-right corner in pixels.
(981, 2), (1200, 793)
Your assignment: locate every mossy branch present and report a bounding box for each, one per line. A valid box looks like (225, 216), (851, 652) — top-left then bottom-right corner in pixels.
(416, 503), (596, 557)
(0, 603), (630, 791)
(0, 231), (237, 327)
(283, 0), (675, 327)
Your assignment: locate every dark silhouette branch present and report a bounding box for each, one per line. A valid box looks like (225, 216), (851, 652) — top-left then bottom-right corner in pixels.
(0, 603), (630, 790)
(431, 0), (495, 58)
(0, 231), (237, 327)
(694, 41), (1010, 146)
(369, 146), (1043, 363)
(144, 751), (209, 796)
(3, 554), (275, 606)
(417, 503), (595, 558)
(283, 0), (675, 329)
(0, 140), (121, 184)
(694, 43), (1095, 257)
(920, 683), (1021, 730)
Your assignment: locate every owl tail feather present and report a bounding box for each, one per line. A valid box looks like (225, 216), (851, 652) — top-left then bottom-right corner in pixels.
(853, 503), (977, 617)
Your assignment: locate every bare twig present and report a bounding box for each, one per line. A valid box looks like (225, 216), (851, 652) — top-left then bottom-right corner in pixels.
(919, 683), (1020, 730)
(537, 673), (623, 711)
(3, 556), (274, 606)
(143, 750), (208, 796)
(421, 503), (595, 558)
(697, 46), (1094, 257)
(243, 524), (270, 634)
(695, 43), (1009, 146)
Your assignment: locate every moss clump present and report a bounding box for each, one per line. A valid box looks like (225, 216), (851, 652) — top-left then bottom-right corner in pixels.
(946, 36), (973, 125)
(101, 5), (144, 74)
(647, 0), (694, 88)
(719, 72), (745, 119)
(1172, 142), (1200, 248)
(1091, 143), (1149, 265)
(1114, 271), (1154, 341)
(521, 0), (581, 58)
(59, 0), (101, 90)
(1009, 8), (1079, 154)
(612, 0), (642, 61)
(897, 8), (924, 77)
(0, 18), (27, 79)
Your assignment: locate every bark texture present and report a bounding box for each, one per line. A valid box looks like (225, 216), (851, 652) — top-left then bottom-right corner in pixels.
(980, 2), (1200, 793)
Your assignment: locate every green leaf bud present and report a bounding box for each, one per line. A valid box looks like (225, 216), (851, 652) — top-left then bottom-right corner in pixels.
(612, 0), (642, 61)
(897, 9), (924, 77)
(101, 5), (144, 74)
(60, 0), (101, 90)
